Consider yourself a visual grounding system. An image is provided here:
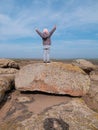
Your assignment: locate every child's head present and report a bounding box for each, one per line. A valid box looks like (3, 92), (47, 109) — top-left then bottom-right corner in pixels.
(43, 28), (49, 34)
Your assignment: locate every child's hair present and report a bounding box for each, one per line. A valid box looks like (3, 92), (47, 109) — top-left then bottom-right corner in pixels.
(43, 28), (49, 34)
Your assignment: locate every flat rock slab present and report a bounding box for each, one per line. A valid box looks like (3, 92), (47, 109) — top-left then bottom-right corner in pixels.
(15, 62), (90, 96)
(1, 99), (98, 130)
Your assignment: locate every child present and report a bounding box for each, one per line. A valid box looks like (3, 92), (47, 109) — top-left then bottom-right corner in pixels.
(35, 25), (56, 63)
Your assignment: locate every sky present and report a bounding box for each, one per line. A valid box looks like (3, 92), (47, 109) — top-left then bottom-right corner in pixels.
(0, 0), (98, 59)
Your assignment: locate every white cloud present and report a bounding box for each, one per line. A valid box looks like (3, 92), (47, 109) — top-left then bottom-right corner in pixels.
(0, 0), (98, 40)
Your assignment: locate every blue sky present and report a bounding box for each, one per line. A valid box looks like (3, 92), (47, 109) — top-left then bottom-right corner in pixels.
(0, 0), (98, 59)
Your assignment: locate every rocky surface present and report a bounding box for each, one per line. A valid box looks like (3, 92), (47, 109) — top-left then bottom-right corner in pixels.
(0, 98), (98, 130)
(90, 70), (98, 81)
(15, 62), (90, 96)
(0, 59), (20, 103)
(83, 69), (98, 113)
(0, 68), (18, 75)
(0, 59), (20, 69)
(0, 76), (14, 102)
(72, 59), (96, 74)
(0, 59), (98, 130)
(0, 90), (71, 129)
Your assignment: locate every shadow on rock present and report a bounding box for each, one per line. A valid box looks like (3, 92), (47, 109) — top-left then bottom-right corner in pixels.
(43, 118), (69, 130)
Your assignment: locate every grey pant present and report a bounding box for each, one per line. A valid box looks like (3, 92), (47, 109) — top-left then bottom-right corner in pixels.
(43, 45), (50, 62)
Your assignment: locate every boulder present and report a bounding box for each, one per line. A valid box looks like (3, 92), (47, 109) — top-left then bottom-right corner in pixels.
(15, 62), (90, 96)
(1, 99), (98, 130)
(0, 61), (19, 102)
(83, 79), (98, 113)
(90, 70), (98, 81)
(0, 68), (18, 75)
(0, 59), (20, 69)
(83, 65), (98, 112)
(0, 76), (14, 102)
(89, 70), (98, 110)
(72, 59), (95, 74)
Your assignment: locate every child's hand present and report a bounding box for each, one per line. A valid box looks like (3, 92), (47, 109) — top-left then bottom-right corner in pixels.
(54, 25), (56, 28)
(35, 28), (37, 31)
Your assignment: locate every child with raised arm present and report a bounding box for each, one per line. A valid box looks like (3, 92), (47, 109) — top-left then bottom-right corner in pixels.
(35, 25), (56, 63)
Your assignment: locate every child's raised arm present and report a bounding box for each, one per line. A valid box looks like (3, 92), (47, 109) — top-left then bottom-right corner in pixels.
(49, 25), (56, 36)
(35, 29), (43, 38)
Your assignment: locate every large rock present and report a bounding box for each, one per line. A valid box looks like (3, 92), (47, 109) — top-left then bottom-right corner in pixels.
(89, 70), (98, 104)
(0, 68), (18, 75)
(89, 80), (98, 108)
(0, 62), (19, 102)
(90, 70), (98, 81)
(72, 59), (95, 74)
(1, 99), (98, 130)
(0, 59), (20, 69)
(0, 76), (14, 102)
(83, 70), (98, 112)
(15, 62), (90, 96)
